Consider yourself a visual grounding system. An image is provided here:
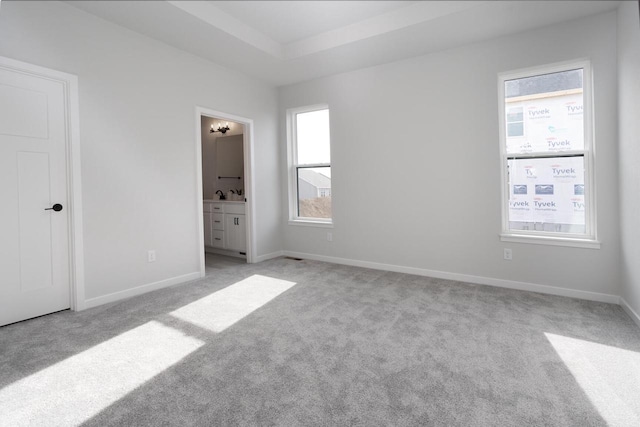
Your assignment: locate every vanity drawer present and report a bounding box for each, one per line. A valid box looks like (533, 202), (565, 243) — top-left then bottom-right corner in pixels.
(211, 203), (224, 213)
(225, 203), (245, 215)
(212, 230), (225, 248)
(212, 213), (224, 230)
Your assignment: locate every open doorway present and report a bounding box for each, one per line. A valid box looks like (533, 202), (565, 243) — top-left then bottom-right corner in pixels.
(195, 107), (256, 277)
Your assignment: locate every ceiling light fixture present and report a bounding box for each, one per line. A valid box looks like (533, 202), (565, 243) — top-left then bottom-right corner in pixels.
(210, 122), (230, 134)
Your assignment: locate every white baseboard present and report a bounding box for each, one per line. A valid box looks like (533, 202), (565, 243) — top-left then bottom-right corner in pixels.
(83, 272), (201, 310)
(620, 297), (640, 329)
(253, 250), (285, 263)
(283, 251), (619, 304)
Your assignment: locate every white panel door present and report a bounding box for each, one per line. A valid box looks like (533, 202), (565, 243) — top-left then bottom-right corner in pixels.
(0, 65), (70, 326)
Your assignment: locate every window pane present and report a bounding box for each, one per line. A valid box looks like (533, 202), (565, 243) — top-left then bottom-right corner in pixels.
(507, 156), (585, 234)
(505, 69), (583, 154)
(505, 69), (583, 97)
(296, 109), (330, 165)
(507, 122), (524, 137)
(297, 166), (331, 219)
(507, 107), (524, 122)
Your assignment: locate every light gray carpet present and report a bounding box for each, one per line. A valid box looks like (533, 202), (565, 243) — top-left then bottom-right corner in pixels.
(205, 253), (246, 276)
(1, 257), (640, 426)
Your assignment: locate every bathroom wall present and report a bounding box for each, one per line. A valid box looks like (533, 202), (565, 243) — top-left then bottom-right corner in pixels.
(200, 116), (244, 199)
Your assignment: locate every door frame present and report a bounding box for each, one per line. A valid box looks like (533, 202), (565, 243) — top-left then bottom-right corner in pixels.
(0, 55), (86, 311)
(195, 106), (256, 274)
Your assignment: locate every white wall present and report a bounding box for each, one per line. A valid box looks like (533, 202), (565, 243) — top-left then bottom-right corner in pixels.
(618, 1), (640, 322)
(279, 11), (620, 299)
(0, 1), (282, 301)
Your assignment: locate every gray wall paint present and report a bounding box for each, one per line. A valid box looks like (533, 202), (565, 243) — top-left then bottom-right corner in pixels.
(279, 11), (620, 296)
(201, 116), (219, 201)
(216, 134), (245, 196)
(0, 1), (630, 308)
(618, 1), (640, 317)
(200, 116), (244, 199)
(0, 1), (282, 300)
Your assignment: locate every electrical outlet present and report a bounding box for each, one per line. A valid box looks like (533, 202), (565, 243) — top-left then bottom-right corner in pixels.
(327, 232), (333, 242)
(148, 250), (156, 263)
(503, 248), (512, 261)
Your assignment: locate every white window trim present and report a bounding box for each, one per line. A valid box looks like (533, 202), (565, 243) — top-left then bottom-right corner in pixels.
(498, 59), (599, 249)
(286, 104), (333, 227)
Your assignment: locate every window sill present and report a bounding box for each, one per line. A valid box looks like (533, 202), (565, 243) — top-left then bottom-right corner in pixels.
(288, 219), (333, 228)
(500, 233), (600, 249)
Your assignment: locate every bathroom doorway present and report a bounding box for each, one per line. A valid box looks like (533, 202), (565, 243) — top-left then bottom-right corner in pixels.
(195, 107), (256, 277)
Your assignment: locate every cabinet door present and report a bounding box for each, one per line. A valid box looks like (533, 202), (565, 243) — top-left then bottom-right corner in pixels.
(225, 214), (246, 252)
(235, 215), (246, 252)
(203, 212), (213, 247)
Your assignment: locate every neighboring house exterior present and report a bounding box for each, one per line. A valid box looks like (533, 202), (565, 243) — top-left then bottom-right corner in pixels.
(298, 169), (331, 200)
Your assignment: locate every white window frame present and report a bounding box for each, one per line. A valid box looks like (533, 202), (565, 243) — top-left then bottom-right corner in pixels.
(286, 104), (333, 227)
(498, 59), (599, 249)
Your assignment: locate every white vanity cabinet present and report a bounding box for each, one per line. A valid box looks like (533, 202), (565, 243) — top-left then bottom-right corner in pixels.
(203, 201), (246, 255)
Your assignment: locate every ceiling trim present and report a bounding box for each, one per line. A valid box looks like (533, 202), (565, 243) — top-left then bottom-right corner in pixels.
(284, 1), (486, 59)
(168, 0), (486, 61)
(168, 0), (284, 59)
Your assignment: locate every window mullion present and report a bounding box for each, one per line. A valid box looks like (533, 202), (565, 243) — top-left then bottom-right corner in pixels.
(295, 163), (331, 169)
(507, 151), (585, 160)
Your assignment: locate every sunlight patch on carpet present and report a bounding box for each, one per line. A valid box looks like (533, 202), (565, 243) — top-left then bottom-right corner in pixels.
(545, 333), (640, 426)
(170, 274), (296, 332)
(0, 321), (204, 426)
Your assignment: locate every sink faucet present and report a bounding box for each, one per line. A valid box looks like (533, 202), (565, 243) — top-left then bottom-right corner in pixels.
(216, 190), (225, 200)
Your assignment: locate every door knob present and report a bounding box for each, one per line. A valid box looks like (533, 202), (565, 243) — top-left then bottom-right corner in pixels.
(45, 203), (63, 212)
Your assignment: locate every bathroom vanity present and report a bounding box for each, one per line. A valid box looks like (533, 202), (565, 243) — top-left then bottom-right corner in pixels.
(203, 200), (246, 257)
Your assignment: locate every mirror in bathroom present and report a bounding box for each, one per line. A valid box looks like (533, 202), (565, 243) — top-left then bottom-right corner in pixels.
(216, 134), (243, 179)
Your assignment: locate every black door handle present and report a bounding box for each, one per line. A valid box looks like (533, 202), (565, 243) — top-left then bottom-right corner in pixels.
(45, 203), (63, 212)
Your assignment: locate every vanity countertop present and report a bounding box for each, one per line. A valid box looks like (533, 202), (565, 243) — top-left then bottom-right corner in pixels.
(203, 199), (245, 203)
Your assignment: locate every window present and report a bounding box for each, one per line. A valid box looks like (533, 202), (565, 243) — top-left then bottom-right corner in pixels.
(499, 61), (598, 248)
(287, 105), (332, 225)
(506, 107), (524, 137)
